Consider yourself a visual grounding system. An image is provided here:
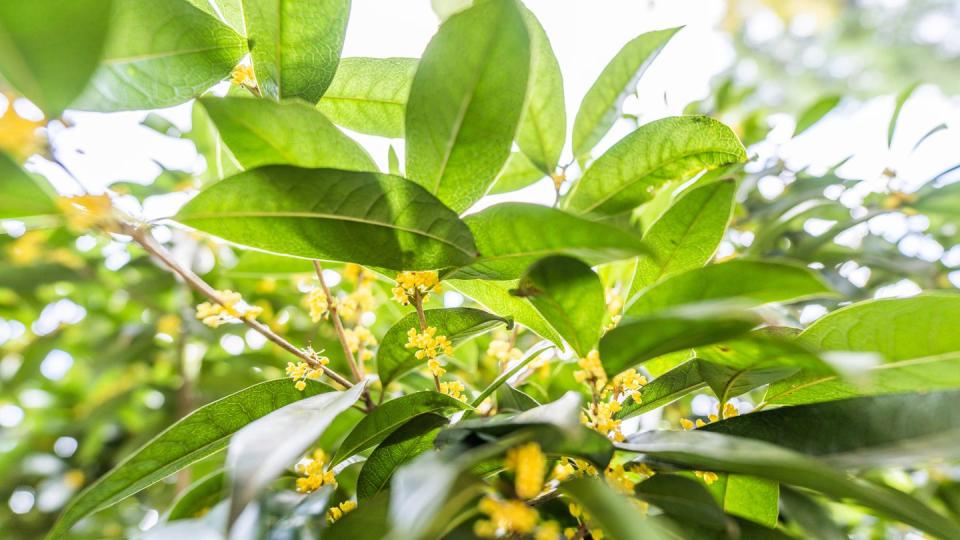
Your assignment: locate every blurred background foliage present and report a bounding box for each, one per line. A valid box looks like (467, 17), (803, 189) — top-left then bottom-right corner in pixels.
(1, 0), (959, 538)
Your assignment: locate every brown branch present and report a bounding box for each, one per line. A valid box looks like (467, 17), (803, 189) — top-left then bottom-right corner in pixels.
(312, 260), (364, 382)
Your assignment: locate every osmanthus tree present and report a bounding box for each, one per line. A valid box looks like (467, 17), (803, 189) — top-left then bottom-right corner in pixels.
(1, 1), (959, 539)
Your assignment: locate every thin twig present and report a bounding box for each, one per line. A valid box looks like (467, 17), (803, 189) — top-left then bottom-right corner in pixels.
(124, 223), (355, 390)
(312, 260), (364, 382)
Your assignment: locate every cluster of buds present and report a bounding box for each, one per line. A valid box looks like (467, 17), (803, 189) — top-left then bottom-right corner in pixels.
(327, 500), (357, 523)
(285, 350), (330, 391)
(294, 449), (336, 493)
(195, 290), (263, 328)
(392, 271), (440, 305)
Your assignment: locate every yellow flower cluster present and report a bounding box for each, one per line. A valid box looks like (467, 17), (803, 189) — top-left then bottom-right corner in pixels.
(581, 400), (624, 442)
(0, 93), (45, 160)
(486, 337), (523, 368)
(439, 380), (466, 402)
(195, 290), (263, 328)
(392, 271), (440, 305)
(604, 462), (638, 495)
(327, 500), (357, 523)
(608, 369), (647, 402)
(344, 326), (377, 364)
(474, 496), (539, 537)
(573, 350), (607, 394)
(286, 354), (329, 391)
(695, 470), (720, 485)
(567, 504), (605, 539)
(304, 288), (329, 322)
(550, 458), (597, 483)
(504, 443), (546, 499)
(338, 286), (376, 323)
(230, 64), (256, 87)
(405, 327), (454, 376)
(56, 194), (115, 232)
(605, 289), (624, 330)
(295, 449), (336, 493)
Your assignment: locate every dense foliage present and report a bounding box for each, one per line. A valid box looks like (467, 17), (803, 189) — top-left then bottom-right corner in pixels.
(1, 1), (959, 539)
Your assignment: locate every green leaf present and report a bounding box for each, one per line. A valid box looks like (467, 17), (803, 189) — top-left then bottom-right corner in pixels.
(888, 82), (920, 148)
(571, 27), (680, 162)
(356, 413), (448, 500)
(377, 308), (510, 387)
(706, 390), (960, 468)
(198, 97), (376, 171)
(794, 94), (841, 136)
(47, 380), (328, 539)
(242, 0), (349, 103)
(166, 470), (225, 521)
(184, 0), (244, 33)
(496, 384), (540, 412)
(619, 430), (960, 539)
(780, 487), (846, 540)
(405, 0), (531, 213)
(455, 203), (648, 280)
(599, 306), (760, 376)
(175, 166), (478, 270)
(332, 391), (469, 465)
(488, 152), (545, 195)
(563, 477), (667, 540)
(316, 57), (417, 138)
(516, 8), (565, 174)
(718, 475), (779, 528)
(630, 180), (735, 294)
(616, 359), (706, 419)
(512, 256), (604, 357)
(447, 279), (564, 346)
(73, 0), (246, 111)
(566, 116), (747, 215)
(188, 100), (243, 186)
(472, 342), (552, 407)
(0, 152), (57, 218)
(226, 382), (365, 524)
(698, 362), (800, 404)
(634, 474), (728, 530)
(327, 491), (391, 538)
(0, 0), (112, 116)
(626, 260), (831, 317)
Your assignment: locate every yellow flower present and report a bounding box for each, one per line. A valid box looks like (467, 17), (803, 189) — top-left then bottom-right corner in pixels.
(609, 368), (646, 402)
(534, 521), (561, 540)
(722, 402), (739, 419)
(391, 271), (440, 305)
(0, 95), (45, 160)
(486, 337), (522, 367)
(304, 288), (329, 322)
(195, 290), (262, 328)
(405, 327), (454, 373)
(695, 470), (719, 485)
(604, 462), (636, 494)
(230, 64), (256, 87)
(439, 380), (466, 402)
(679, 418), (695, 430)
(56, 194), (115, 232)
(573, 350), (607, 394)
(474, 496), (539, 537)
(286, 354), (329, 391)
(581, 400), (624, 441)
(295, 449), (337, 493)
(156, 314), (181, 336)
(338, 286), (376, 323)
(504, 443), (546, 499)
(327, 500), (357, 523)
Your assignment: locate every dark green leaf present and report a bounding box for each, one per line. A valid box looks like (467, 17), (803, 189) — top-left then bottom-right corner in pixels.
(566, 116), (747, 215)
(571, 27), (680, 161)
(327, 491), (391, 539)
(377, 308), (509, 387)
(512, 256), (604, 357)
(0, 0), (111, 115)
(496, 384), (540, 412)
(616, 359), (706, 419)
(48, 380), (328, 539)
(634, 474), (728, 530)
(780, 487), (847, 540)
(242, 0), (349, 103)
(455, 203), (648, 280)
(563, 477), (667, 540)
(74, 0), (246, 111)
(316, 57), (417, 138)
(176, 166), (479, 270)
(226, 382), (365, 524)
(0, 152), (57, 218)
(332, 391), (469, 465)
(698, 362), (800, 403)
(198, 97), (376, 171)
(356, 413), (448, 500)
(405, 0), (531, 212)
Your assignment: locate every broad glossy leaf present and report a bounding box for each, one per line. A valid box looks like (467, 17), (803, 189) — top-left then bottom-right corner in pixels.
(73, 0), (246, 111)
(620, 430), (960, 539)
(226, 382), (365, 523)
(566, 116), (747, 215)
(706, 390), (960, 468)
(616, 359), (706, 419)
(715, 475), (779, 528)
(794, 94), (841, 136)
(448, 279), (564, 345)
(176, 166), (479, 270)
(571, 27), (680, 161)
(198, 97), (375, 171)
(48, 380), (327, 539)
(516, 8), (565, 174)
(488, 152), (544, 195)
(563, 478), (666, 540)
(184, 0), (244, 33)
(0, 153), (57, 218)
(0, 0), (111, 116)
(317, 57), (418, 138)
(599, 306), (760, 376)
(188, 100), (243, 185)
(455, 203), (648, 280)
(327, 491), (391, 539)
(377, 308), (509, 387)
(630, 180), (735, 294)
(765, 352), (960, 406)
(242, 0), (349, 103)
(496, 384), (540, 412)
(512, 256), (604, 357)
(405, 0), (531, 213)
(626, 260), (831, 317)
(332, 391), (469, 465)
(356, 413), (447, 500)
(698, 362), (800, 403)
(634, 474), (728, 530)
